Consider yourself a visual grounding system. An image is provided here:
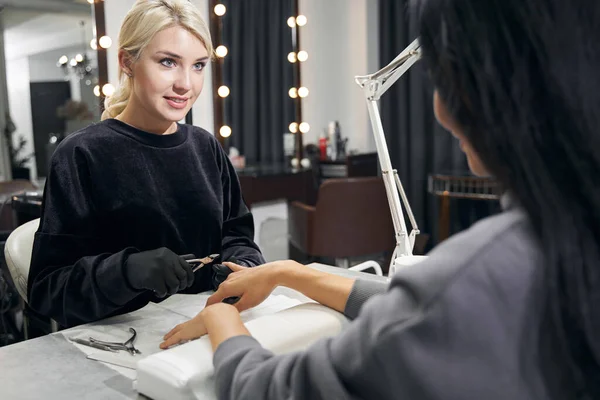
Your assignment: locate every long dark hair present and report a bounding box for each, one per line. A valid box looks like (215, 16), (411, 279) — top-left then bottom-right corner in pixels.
(415, 0), (600, 398)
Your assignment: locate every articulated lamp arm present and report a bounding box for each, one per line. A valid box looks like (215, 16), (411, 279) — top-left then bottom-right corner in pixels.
(354, 39), (426, 275)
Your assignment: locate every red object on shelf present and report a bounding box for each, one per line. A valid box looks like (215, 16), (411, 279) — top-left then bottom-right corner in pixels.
(319, 137), (327, 161)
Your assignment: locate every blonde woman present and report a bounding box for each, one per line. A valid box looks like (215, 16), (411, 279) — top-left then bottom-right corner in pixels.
(28, 0), (264, 328)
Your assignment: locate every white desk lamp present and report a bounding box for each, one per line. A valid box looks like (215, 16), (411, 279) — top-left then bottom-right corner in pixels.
(355, 39), (427, 276)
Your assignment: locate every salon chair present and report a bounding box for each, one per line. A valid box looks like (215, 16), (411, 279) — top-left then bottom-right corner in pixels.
(4, 218), (59, 338)
(288, 177), (396, 274)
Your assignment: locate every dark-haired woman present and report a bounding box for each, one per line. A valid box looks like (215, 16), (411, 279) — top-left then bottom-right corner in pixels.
(162, 0), (600, 398)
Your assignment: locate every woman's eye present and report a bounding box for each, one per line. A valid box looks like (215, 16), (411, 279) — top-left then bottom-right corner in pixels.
(194, 62), (206, 71)
(160, 58), (175, 67)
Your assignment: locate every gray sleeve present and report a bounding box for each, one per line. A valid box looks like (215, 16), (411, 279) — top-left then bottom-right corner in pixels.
(211, 232), (539, 400)
(212, 285), (422, 400)
(343, 279), (388, 320)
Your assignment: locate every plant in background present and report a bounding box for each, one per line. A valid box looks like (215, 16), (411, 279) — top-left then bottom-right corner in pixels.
(56, 99), (94, 121)
(3, 112), (34, 170)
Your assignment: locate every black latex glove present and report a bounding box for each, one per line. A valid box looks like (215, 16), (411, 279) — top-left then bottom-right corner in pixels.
(212, 263), (232, 290)
(212, 256), (248, 290)
(125, 247), (195, 298)
(212, 256), (246, 304)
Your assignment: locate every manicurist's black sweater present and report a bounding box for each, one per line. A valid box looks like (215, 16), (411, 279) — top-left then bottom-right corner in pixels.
(28, 119), (264, 327)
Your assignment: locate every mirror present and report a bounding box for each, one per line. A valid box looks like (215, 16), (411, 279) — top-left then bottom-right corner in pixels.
(209, 0), (379, 165)
(1, 1), (102, 184)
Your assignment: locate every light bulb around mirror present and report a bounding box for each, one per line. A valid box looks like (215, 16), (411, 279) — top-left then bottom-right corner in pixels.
(297, 51), (308, 62)
(218, 85), (230, 98)
(287, 17), (296, 28)
(287, 52), (297, 63)
(58, 55), (68, 65)
(90, 39), (97, 50)
(220, 125), (232, 138)
(70, 59), (78, 66)
(298, 86), (309, 97)
(102, 83), (115, 97)
(87, 0), (94, 4)
(288, 87), (298, 98)
(75, 54), (84, 62)
(214, 4), (226, 16)
(215, 45), (228, 58)
(289, 122), (298, 133)
(299, 122), (310, 133)
(296, 15), (307, 26)
(99, 36), (112, 49)
(93, 85), (100, 97)
(298, 87), (309, 98)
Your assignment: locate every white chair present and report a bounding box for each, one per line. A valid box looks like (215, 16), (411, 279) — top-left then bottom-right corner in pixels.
(4, 218), (58, 336)
(4, 218), (39, 303)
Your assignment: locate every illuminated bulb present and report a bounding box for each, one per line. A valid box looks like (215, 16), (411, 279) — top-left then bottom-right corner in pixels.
(218, 85), (230, 98)
(287, 52), (297, 63)
(70, 58), (78, 66)
(58, 55), (68, 65)
(98, 36), (112, 49)
(102, 83), (115, 97)
(298, 87), (309, 98)
(288, 87), (298, 98)
(296, 15), (307, 26)
(297, 51), (308, 62)
(90, 38), (97, 50)
(289, 122), (298, 133)
(215, 45), (228, 58)
(287, 17), (296, 28)
(75, 54), (83, 62)
(87, 0), (94, 3)
(93, 85), (100, 97)
(214, 4), (226, 16)
(299, 122), (310, 133)
(220, 125), (232, 138)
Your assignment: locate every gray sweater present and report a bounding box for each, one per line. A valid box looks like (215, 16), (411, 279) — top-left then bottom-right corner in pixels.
(212, 198), (550, 399)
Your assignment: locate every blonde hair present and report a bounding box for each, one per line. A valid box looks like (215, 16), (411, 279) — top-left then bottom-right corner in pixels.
(101, 0), (213, 120)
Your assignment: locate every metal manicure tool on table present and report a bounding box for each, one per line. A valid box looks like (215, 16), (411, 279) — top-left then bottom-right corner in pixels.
(70, 327), (142, 355)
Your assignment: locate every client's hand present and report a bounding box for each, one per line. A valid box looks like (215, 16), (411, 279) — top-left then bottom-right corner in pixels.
(160, 303), (247, 350)
(160, 312), (207, 349)
(206, 261), (292, 312)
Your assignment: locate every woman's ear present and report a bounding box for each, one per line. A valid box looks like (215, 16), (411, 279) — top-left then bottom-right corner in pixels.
(433, 90), (458, 132)
(118, 49), (133, 77)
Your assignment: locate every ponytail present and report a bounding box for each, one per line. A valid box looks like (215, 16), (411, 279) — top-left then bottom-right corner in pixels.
(101, 74), (132, 120)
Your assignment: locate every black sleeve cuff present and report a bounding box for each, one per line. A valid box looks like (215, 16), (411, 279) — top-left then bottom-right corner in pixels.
(95, 247), (143, 306)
